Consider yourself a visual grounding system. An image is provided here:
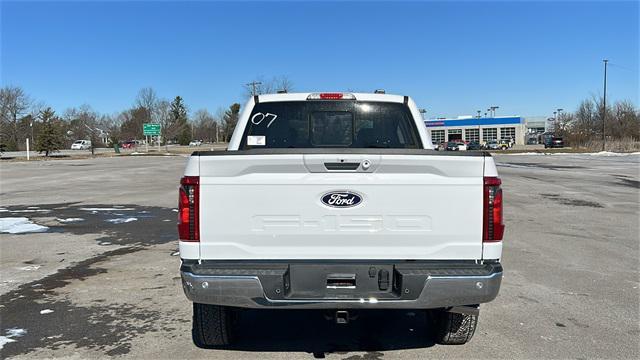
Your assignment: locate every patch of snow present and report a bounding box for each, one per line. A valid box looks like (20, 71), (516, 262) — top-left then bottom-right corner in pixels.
(502, 152), (546, 156)
(6, 328), (27, 337)
(18, 265), (41, 271)
(171, 251), (180, 256)
(0, 328), (27, 349)
(172, 209), (179, 212)
(0, 217), (49, 234)
(0, 209), (8, 212)
(40, 309), (54, 314)
(162, 219), (172, 222)
(0, 336), (16, 348)
(105, 217), (137, 224)
(588, 151), (640, 156)
(6, 209), (50, 213)
(80, 207), (134, 211)
(503, 151), (640, 156)
(56, 218), (84, 223)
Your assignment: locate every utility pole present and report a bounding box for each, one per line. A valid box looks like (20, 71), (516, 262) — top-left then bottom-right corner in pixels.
(602, 59), (608, 151)
(246, 81), (262, 96)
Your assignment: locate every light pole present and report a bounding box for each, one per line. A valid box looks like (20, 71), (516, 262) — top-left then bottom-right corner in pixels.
(602, 59), (608, 151)
(490, 106), (500, 117)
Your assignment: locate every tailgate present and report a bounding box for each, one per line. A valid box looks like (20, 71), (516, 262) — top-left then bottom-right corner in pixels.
(198, 153), (485, 260)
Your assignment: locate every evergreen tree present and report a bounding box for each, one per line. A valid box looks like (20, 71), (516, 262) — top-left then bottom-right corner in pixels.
(35, 108), (64, 157)
(170, 96), (190, 145)
(223, 103), (241, 141)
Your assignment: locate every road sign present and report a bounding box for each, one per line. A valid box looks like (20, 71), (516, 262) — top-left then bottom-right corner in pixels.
(143, 123), (161, 136)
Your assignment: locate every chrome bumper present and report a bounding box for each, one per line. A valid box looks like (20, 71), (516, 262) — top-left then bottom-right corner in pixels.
(181, 262), (502, 309)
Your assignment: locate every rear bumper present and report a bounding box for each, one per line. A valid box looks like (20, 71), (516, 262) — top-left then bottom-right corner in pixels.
(180, 260), (502, 309)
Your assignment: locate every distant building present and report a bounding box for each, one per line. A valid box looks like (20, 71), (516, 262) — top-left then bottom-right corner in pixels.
(424, 116), (549, 145)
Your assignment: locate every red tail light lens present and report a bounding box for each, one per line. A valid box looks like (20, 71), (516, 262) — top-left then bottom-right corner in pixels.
(178, 176), (199, 242)
(307, 93), (356, 100)
(319, 93), (344, 100)
(483, 177), (504, 242)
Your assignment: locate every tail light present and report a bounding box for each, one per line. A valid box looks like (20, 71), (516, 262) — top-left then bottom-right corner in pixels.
(178, 176), (199, 242)
(483, 177), (504, 242)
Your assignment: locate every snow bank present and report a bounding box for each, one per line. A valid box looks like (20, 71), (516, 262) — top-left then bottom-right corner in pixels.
(18, 265), (41, 271)
(105, 217), (137, 224)
(0, 217), (49, 234)
(503, 151), (640, 156)
(501, 152), (546, 156)
(57, 218), (84, 223)
(587, 151), (640, 156)
(80, 207), (134, 211)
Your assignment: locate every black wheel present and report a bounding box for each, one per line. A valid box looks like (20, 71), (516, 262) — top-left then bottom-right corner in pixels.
(192, 303), (236, 347)
(432, 310), (478, 345)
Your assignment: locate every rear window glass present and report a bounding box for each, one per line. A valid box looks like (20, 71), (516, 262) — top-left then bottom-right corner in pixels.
(240, 101), (421, 149)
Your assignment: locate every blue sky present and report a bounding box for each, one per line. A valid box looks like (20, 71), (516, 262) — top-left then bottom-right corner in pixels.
(1, 1), (638, 118)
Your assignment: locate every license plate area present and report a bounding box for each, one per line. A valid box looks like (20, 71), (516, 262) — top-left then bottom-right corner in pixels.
(285, 264), (399, 300)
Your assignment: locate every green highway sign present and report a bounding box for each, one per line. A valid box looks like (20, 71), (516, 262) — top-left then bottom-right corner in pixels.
(143, 123), (161, 136)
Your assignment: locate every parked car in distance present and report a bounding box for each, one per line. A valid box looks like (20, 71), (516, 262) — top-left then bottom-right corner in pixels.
(485, 140), (500, 150)
(467, 141), (482, 150)
(71, 140), (91, 150)
(120, 140), (136, 149)
(498, 139), (510, 150)
(457, 142), (468, 151)
(189, 140), (203, 147)
(445, 141), (461, 151)
(544, 137), (564, 148)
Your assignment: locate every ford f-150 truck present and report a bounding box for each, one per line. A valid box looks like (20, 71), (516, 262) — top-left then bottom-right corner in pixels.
(179, 92), (504, 347)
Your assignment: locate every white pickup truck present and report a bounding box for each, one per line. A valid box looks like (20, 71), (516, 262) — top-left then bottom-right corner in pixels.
(179, 92), (504, 347)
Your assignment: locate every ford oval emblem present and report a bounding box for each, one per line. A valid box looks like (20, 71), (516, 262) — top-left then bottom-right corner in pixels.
(321, 191), (363, 208)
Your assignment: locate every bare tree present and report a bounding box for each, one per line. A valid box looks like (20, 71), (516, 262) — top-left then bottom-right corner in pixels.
(274, 75), (294, 93)
(157, 99), (185, 150)
(192, 109), (217, 142)
(0, 86), (32, 150)
(135, 87), (158, 123)
(244, 75), (294, 98)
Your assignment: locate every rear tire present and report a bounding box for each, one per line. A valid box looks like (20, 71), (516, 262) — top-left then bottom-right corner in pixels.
(432, 310), (478, 345)
(192, 303), (236, 347)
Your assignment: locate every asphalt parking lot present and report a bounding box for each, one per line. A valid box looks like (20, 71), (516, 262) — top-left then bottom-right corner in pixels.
(1, 153), (638, 359)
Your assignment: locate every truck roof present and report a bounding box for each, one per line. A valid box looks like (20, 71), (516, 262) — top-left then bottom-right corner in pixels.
(257, 92), (407, 104)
